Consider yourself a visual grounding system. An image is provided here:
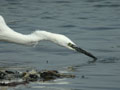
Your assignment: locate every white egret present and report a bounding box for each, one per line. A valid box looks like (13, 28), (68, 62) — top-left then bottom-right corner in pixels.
(0, 15), (97, 61)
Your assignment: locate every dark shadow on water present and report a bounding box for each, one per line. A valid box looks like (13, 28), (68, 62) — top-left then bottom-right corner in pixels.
(59, 24), (77, 28)
(66, 56), (120, 71)
(66, 58), (97, 72)
(98, 56), (120, 63)
(94, 4), (120, 8)
(52, 1), (72, 3)
(82, 27), (119, 31)
(36, 0), (72, 3)
(41, 16), (56, 19)
(92, 49), (120, 53)
(85, 0), (104, 3)
(5, 0), (22, 5)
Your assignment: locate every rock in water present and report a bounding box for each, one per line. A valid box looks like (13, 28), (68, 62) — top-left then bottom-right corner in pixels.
(0, 69), (75, 86)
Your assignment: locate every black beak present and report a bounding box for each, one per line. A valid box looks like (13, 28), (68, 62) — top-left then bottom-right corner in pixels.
(68, 43), (97, 61)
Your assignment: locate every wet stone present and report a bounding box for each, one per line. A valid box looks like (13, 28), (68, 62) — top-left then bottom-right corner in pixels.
(0, 71), (6, 79)
(40, 70), (60, 81)
(0, 69), (75, 87)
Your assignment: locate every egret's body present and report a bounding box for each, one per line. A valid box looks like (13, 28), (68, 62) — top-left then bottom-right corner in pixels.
(0, 15), (97, 61)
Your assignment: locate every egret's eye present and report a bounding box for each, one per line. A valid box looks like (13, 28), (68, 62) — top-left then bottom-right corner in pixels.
(68, 43), (74, 47)
(68, 43), (76, 50)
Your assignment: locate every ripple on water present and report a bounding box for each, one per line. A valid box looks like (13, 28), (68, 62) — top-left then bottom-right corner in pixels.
(52, 1), (72, 3)
(98, 56), (120, 63)
(41, 16), (56, 19)
(81, 27), (119, 31)
(36, 0), (72, 4)
(76, 17), (89, 20)
(92, 49), (120, 53)
(94, 4), (120, 8)
(59, 24), (77, 28)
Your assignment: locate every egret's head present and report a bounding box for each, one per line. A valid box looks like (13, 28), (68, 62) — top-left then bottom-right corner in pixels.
(53, 34), (97, 61)
(34, 31), (97, 61)
(52, 34), (76, 50)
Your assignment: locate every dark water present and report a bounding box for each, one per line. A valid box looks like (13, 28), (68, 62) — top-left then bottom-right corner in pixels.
(0, 0), (120, 90)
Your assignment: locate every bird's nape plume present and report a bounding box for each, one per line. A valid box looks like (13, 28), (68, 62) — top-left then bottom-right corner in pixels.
(68, 43), (97, 61)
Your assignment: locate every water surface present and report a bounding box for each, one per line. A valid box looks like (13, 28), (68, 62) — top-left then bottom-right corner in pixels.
(0, 0), (120, 90)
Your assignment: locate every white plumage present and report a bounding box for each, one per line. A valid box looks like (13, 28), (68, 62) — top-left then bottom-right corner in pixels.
(0, 15), (97, 61)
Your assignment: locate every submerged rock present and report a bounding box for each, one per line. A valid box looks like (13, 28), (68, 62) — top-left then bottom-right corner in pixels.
(0, 69), (75, 86)
(40, 70), (60, 81)
(0, 71), (6, 79)
(22, 70), (40, 81)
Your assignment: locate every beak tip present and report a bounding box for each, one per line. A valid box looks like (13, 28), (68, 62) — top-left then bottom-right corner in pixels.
(68, 43), (97, 61)
(93, 57), (97, 61)
(73, 46), (97, 61)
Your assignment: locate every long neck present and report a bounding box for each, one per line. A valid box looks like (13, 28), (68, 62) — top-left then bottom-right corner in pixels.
(0, 16), (56, 46)
(32, 31), (59, 43)
(0, 24), (40, 45)
(0, 24), (57, 46)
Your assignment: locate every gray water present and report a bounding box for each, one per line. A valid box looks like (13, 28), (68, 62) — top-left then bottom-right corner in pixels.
(0, 0), (120, 90)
